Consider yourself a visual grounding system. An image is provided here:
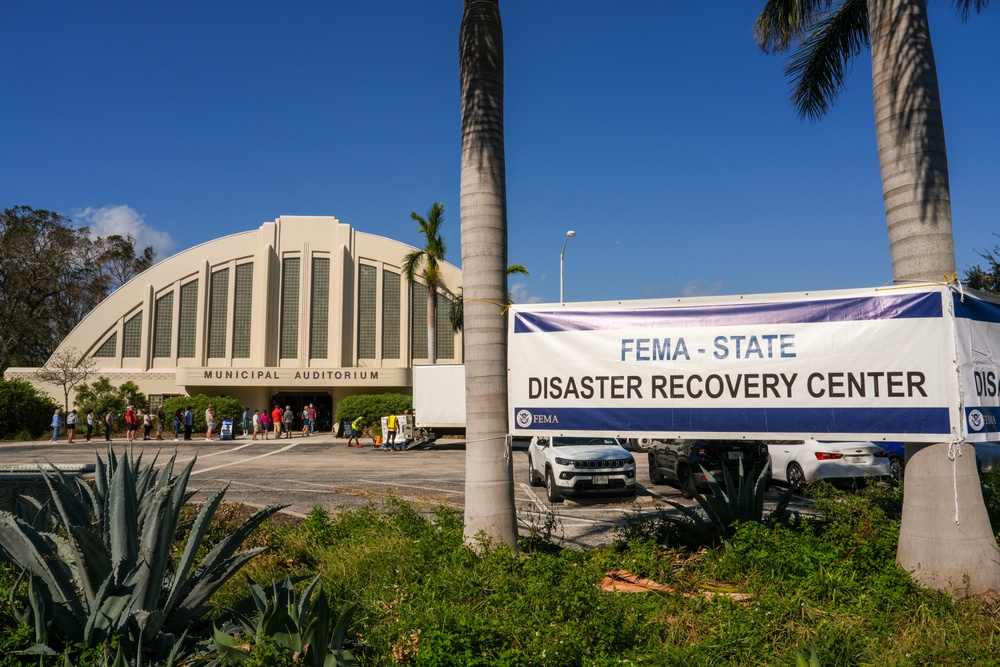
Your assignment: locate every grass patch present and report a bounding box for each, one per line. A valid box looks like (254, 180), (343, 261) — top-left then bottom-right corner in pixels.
(3, 484), (1000, 665)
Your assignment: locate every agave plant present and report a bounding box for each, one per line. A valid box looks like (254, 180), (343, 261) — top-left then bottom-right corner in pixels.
(0, 446), (286, 665)
(666, 459), (799, 542)
(211, 575), (361, 667)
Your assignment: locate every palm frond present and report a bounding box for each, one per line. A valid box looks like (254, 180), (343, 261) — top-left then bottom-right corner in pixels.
(953, 0), (989, 22)
(506, 264), (529, 277)
(401, 250), (424, 281)
(786, 0), (868, 120)
(755, 0), (829, 53)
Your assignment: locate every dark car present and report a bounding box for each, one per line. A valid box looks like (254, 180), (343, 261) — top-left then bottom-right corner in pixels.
(647, 439), (771, 499)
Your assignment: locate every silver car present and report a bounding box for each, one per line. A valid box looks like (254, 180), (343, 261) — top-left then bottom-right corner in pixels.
(527, 436), (636, 503)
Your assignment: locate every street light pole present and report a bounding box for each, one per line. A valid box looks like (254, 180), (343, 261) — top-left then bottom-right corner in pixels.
(560, 230), (576, 304)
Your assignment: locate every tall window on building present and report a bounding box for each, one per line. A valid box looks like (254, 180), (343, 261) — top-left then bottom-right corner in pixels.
(178, 280), (199, 357)
(382, 270), (401, 359)
(208, 268), (230, 358)
(310, 257), (330, 359)
(436, 292), (454, 359)
(94, 333), (117, 358)
(123, 312), (143, 358)
(232, 263), (253, 359)
(411, 283), (428, 359)
(358, 264), (377, 359)
(280, 257), (300, 359)
(153, 292), (174, 358)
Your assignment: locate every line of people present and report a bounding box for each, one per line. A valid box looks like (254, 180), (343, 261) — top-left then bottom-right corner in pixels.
(50, 406), (168, 443)
(247, 404), (318, 440)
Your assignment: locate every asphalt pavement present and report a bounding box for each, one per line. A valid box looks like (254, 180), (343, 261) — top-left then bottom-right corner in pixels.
(0, 431), (717, 549)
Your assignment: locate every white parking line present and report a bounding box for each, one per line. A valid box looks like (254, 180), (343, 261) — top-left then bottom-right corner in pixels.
(190, 441), (301, 475)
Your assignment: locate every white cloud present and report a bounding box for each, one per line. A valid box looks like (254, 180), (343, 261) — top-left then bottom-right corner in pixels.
(74, 205), (176, 260)
(509, 282), (543, 305)
(639, 280), (726, 299)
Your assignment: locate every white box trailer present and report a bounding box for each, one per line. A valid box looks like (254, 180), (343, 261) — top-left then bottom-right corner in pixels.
(413, 364), (466, 429)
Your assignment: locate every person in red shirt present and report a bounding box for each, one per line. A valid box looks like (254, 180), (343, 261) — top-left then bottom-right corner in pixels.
(125, 405), (137, 443)
(271, 405), (284, 439)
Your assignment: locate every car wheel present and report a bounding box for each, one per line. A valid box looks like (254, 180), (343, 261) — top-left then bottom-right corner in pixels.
(630, 437), (653, 453)
(527, 456), (542, 487)
(889, 455), (904, 480)
(787, 462), (805, 489)
(678, 465), (695, 500)
(648, 453), (664, 484)
(545, 468), (563, 503)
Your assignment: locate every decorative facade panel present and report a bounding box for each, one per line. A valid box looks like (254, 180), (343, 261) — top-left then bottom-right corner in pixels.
(94, 333), (117, 358)
(123, 312), (142, 358)
(357, 264), (377, 359)
(310, 257), (330, 359)
(381, 270), (400, 359)
(436, 292), (454, 360)
(208, 268), (230, 358)
(178, 280), (199, 357)
(153, 292), (174, 358)
(232, 263), (253, 359)
(411, 283), (428, 359)
(280, 257), (300, 359)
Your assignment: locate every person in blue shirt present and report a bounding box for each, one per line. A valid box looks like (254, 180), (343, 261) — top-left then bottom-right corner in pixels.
(51, 408), (61, 442)
(184, 407), (193, 441)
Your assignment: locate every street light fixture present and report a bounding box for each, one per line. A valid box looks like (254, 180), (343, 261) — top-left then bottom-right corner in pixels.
(560, 230), (576, 304)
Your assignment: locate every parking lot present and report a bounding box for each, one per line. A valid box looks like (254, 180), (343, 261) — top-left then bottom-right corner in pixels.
(0, 435), (787, 549)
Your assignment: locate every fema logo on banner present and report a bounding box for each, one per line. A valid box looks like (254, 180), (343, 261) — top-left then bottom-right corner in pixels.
(516, 410), (532, 428)
(969, 409), (985, 432)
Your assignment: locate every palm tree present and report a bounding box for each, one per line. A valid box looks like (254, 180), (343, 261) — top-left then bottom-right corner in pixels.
(755, 0), (999, 594)
(403, 202), (448, 365)
(459, 0), (518, 549)
(450, 264), (529, 332)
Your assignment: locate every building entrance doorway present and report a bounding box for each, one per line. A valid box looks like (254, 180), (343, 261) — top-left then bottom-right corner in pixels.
(270, 392), (334, 432)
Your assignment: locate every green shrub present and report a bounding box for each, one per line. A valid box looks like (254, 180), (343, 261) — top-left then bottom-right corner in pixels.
(162, 394), (244, 433)
(334, 393), (412, 435)
(0, 377), (58, 439)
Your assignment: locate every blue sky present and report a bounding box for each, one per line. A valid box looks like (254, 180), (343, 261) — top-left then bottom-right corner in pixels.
(2, 1), (997, 304)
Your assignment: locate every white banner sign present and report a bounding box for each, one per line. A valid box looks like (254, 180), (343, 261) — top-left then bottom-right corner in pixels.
(508, 286), (964, 441)
(954, 291), (1000, 441)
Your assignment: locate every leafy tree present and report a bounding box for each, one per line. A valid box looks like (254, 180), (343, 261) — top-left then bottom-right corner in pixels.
(755, 0), (998, 593)
(0, 206), (154, 374)
(450, 264), (529, 332)
(403, 202), (448, 364)
(459, 0), (518, 549)
(73, 377), (149, 431)
(32, 346), (96, 411)
(0, 377), (58, 439)
(964, 235), (1000, 295)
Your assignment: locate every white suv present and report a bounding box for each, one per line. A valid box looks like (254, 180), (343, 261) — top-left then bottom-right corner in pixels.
(527, 436), (636, 503)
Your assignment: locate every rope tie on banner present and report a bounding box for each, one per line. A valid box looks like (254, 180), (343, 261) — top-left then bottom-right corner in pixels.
(948, 440), (964, 524)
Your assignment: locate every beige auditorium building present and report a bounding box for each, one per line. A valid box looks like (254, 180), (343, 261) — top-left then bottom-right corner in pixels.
(9, 215), (463, 427)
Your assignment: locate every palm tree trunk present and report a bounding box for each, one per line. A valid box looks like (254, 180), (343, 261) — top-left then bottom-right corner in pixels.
(870, 0), (956, 284)
(427, 289), (437, 365)
(869, 0), (1000, 594)
(459, 0), (518, 549)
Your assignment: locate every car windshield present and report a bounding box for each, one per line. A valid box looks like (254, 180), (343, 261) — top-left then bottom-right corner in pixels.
(552, 437), (619, 447)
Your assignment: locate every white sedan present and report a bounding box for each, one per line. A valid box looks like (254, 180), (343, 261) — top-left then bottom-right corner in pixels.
(527, 436), (636, 503)
(768, 440), (892, 488)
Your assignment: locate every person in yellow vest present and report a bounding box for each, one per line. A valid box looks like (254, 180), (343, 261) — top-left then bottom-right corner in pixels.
(348, 415), (365, 448)
(385, 413), (398, 451)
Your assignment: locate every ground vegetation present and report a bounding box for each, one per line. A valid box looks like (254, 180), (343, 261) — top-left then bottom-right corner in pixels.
(3, 471), (1000, 665)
